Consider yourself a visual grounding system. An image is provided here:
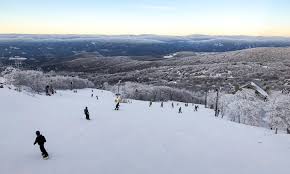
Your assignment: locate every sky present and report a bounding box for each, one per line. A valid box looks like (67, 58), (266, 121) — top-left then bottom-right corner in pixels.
(0, 0), (290, 36)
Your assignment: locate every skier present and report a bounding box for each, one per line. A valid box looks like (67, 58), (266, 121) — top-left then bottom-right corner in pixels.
(91, 93), (93, 97)
(149, 101), (153, 107)
(49, 85), (54, 95)
(115, 102), (120, 110)
(96, 95), (98, 100)
(194, 105), (198, 111)
(84, 107), (90, 120)
(171, 102), (174, 108)
(45, 85), (50, 96)
(161, 102), (163, 108)
(33, 131), (49, 159)
(178, 107), (182, 114)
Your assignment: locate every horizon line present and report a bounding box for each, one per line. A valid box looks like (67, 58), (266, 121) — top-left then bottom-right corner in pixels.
(1, 33), (290, 38)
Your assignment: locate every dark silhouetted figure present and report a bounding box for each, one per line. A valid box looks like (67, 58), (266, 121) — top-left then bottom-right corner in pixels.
(34, 131), (48, 158)
(149, 101), (152, 107)
(178, 107), (182, 114)
(171, 102), (174, 108)
(84, 107), (90, 120)
(45, 85), (50, 96)
(194, 105), (198, 111)
(161, 102), (163, 108)
(115, 102), (120, 110)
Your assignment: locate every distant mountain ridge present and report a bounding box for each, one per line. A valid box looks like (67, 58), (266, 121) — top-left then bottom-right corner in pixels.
(38, 47), (290, 93)
(1, 34), (290, 62)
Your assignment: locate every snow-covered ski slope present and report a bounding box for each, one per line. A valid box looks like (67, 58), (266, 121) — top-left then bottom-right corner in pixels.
(0, 87), (290, 174)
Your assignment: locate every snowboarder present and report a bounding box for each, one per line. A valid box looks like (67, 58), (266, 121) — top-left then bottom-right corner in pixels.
(91, 93), (93, 97)
(33, 131), (49, 159)
(178, 107), (182, 114)
(84, 107), (90, 120)
(115, 102), (120, 110)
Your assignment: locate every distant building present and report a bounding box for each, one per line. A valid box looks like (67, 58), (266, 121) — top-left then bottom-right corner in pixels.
(9, 57), (27, 69)
(240, 82), (269, 101)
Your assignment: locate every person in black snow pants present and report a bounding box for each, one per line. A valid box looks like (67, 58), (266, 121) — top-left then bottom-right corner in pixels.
(84, 107), (90, 120)
(115, 102), (120, 110)
(34, 131), (49, 158)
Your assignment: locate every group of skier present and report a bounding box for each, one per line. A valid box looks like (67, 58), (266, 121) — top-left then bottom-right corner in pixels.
(45, 85), (55, 96)
(34, 90), (202, 160)
(149, 101), (200, 114)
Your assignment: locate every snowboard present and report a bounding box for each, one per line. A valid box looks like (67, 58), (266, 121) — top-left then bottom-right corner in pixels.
(42, 154), (49, 160)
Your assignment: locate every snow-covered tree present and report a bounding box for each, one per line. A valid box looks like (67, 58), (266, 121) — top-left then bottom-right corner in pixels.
(265, 92), (290, 130)
(2, 67), (94, 92)
(219, 89), (265, 127)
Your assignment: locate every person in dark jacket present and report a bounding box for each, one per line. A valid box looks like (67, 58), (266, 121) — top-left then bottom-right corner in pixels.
(194, 105), (198, 111)
(149, 101), (152, 107)
(45, 85), (50, 96)
(84, 107), (90, 120)
(178, 107), (182, 114)
(34, 131), (49, 158)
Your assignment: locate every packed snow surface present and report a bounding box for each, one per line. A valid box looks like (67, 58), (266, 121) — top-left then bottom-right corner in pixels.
(1, 88), (290, 174)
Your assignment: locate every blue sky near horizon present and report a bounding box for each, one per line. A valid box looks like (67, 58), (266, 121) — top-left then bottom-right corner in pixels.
(0, 0), (290, 36)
